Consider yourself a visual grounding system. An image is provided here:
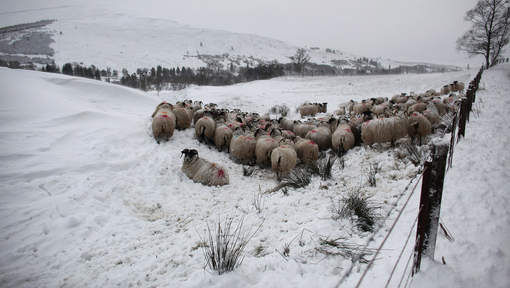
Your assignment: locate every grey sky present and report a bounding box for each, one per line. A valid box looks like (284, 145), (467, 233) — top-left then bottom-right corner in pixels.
(2, 0), (485, 66)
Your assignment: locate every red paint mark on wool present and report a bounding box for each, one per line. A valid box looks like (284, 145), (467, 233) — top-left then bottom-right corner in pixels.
(308, 141), (315, 145)
(345, 128), (352, 133)
(311, 129), (317, 133)
(161, 115), (168, 118)
(217, 169), (225, 178)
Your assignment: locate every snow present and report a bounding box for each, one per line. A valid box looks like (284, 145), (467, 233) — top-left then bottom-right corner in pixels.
(412, 64), (510, 288)
(0, 4), (459, 73)
(2, 65), (508, 288)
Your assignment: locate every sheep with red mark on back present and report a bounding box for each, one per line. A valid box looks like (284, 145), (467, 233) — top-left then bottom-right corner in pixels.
(181, 149), (229, 186)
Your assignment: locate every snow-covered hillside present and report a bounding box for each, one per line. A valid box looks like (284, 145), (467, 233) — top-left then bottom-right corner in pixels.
(3, 66), (500, 288)
(0, 5), (459, 73)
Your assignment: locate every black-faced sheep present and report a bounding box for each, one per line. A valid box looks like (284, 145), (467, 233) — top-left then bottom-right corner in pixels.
(181, 149), (229, 186)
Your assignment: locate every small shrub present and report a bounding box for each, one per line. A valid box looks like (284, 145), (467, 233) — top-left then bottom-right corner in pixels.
(252, 186), (264, 213)
(243, 166), (256, 177)
(316, 237), (375, 263)
(402, 142), (425, 166)
(201, 217), (261, 275)
(308, 155), (336, 180)
(331, 189), (378, 232)
(367, 163), (379, 187)
(264, 168), (311, 194)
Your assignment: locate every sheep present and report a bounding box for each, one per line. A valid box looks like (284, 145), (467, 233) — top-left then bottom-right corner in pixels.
(294, 122), (316, 138)
(214, 124), (233, 152)
(451, 81), (465, 92)
(331, 123), (355, 155)
(255, 136), (279, 167)
(352, 100), (373, 115)
(281, 129), (296, 140)
(305, 126), (332, 151)
(361, 117), (408, 146)
(408, 112), (432, 145)
(271, 144), (297, 180)
(299, 103), (320, 117)
(371, 102), (390, 117)
(230, 131), (257, 165)
(181, 149), (229, 186)
(173, 107), (192, 130)
(374, 97), (387, 105)
(151, 102), (176, 144)
(441, 85), (451, 95)
(408, 102), (428, 113)
(195, 116), (216, 144)
(278, 117), (295, 131)
(422, 108), (441, 127)
(432, 99), (449, 116)
(294, 136), (319, 165)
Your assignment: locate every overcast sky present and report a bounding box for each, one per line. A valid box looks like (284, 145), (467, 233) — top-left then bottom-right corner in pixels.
(2, 0), (486, 66)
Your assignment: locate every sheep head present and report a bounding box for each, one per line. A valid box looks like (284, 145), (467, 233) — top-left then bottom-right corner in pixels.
(181, 149), (199, 162)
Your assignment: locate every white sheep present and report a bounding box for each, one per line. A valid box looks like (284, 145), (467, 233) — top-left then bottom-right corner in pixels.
(331, 123), (355, 155)
(230, 131), (257, 165)
(173, 107), (192, 130)
(361, 117), (408, 146)
(271, 144), (297, 180)
(181, 149), (229, 186)
(151, 102), (176, 144)
(214, 124), (233, 152)
(294, 136), (319, 165)
(195, 116), (216, 144)
(408, 112), (432, 145)
(305, 126), (332, 151)
(255, 136), (279, 167)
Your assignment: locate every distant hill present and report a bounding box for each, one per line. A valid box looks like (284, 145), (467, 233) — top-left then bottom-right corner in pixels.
(0, 11), (461, 74)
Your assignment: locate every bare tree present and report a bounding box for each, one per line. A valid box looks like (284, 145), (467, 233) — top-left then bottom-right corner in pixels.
(457, 0), (510, 69)
(289, 48), (311, 75)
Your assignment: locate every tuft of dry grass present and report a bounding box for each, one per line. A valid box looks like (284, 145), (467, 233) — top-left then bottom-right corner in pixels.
(201, 217), (262, 275)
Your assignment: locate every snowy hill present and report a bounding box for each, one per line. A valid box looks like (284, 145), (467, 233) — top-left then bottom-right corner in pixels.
(1, 66), (488, 287)
(0, 7), (459, 73)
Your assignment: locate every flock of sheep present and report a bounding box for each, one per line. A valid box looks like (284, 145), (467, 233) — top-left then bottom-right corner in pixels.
(151, 80), (465, 187)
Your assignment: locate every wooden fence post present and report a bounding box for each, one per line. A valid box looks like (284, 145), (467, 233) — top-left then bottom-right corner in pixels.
(413, 144), (448, 275)
(457, 98), (468, 141)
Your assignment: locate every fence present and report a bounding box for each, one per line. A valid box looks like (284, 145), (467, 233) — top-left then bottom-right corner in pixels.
(337, 67), (484, 288)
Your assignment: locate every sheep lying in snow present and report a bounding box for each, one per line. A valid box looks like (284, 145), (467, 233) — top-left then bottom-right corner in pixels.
(181, 149), (229, 186)
(271, 144), (297, 180)
(151, 102), (176, 144)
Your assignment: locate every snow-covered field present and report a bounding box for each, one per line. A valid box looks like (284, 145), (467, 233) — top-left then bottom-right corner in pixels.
(1, 65), (508, 288)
